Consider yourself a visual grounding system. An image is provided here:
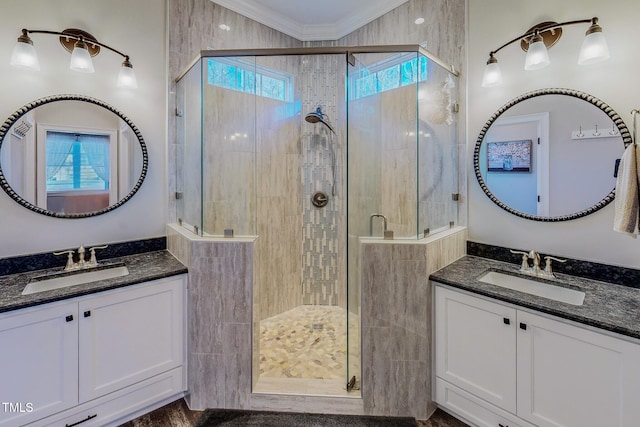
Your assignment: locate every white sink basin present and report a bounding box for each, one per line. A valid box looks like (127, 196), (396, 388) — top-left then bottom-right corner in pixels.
(478, 270), (585, 306)
(22, 265), (130, 295)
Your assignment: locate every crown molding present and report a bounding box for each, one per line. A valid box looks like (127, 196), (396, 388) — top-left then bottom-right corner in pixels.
(211, 0), (409, 41)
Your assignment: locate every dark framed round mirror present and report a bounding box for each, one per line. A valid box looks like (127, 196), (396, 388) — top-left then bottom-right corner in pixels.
(0, 94), (148, 218)
(474, 88), (631, 221)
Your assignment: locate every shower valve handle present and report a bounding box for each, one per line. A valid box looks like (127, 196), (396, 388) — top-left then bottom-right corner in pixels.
(311, 191), (329, 208)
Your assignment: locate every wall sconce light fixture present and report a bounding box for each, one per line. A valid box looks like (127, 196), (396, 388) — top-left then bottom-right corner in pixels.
(482, 17), (609, 87)
(10, 28), (137, 89)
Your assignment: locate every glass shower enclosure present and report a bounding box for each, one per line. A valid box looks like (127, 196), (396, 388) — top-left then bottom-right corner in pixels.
(175, 45), (460, 397)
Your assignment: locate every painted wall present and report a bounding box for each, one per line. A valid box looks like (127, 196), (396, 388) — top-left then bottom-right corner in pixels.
(0, 0), (167, 258)
(468, 0), (640, 268)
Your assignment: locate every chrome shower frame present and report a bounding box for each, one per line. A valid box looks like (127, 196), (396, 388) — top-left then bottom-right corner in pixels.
(175, 45), (459, 82)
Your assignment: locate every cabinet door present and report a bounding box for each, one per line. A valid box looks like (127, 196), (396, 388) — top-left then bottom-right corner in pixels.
(435, 286), (517, 413)
(78, 277), (184, 402)
(0, 302), (78, 426)
(517, 310), (640, 427)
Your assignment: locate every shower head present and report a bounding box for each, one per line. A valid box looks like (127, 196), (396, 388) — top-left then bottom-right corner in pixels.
(305, 107), (335, 134)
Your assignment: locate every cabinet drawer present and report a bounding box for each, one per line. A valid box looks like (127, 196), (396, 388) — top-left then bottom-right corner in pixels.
(30, 367), (184, 427)
(435, 378), (532, 427)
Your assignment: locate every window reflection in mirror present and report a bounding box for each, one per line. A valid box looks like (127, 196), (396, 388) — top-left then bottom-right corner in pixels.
(0, 96), (146, 218)
(43, 131), (113, 214)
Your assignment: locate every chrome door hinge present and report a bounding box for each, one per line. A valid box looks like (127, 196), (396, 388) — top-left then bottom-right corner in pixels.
(347, 53), (356, 66)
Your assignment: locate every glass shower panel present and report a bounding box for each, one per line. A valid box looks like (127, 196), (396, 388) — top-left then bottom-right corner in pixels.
(251, 53), (352, 397)
(175, 60), (203, 234)
(347, 51), (420, 240)
(346, 52), (376, 393)
(201, 56), (257, 236)
(417, 54), (459, 235)
(347, 49), (422, 393)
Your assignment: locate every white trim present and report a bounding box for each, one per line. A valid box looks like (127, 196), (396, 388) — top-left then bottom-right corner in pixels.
(211, 0), (409, 41)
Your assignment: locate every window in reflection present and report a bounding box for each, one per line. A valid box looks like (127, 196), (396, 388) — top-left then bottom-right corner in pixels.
(36, 124), (117, 214)
(45, 131), (110, 192)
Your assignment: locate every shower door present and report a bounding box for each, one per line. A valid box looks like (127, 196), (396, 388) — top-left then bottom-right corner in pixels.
(252, 52), (353, 396)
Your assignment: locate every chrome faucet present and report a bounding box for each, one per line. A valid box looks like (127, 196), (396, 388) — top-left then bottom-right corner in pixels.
(53, 245), (108, 271)
(369, 213), (387, 237)
(510, 249), (566, 278)
(528, 250), (541, 275)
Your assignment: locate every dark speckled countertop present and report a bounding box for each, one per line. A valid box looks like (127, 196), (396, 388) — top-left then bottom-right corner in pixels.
(0, 250), (187, 314)
(430, 255), (640, 340)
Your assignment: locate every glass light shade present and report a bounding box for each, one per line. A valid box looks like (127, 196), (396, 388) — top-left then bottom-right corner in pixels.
(482, 61), (503, 87)
(10, 41), (40, 71)
(524, 39), (550, 70)
(117, 64), (138, 89)
(578, 31), (610, 65)
(69, 45), (95, 73)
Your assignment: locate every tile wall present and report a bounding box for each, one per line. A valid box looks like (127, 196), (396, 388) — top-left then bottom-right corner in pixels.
(167, 225), (254, 409)
(168, 223), (467, 419)
(361, 228), (467, 419)
(300, 53), (346, 307)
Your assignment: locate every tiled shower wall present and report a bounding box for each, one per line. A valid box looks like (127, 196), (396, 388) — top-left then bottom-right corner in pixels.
(301, 51), (346, 307)
(339, 0), (467, 229)
(254, 55), (304, 321)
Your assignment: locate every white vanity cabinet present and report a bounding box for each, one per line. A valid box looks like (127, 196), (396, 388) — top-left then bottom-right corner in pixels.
(435, 285), (640, 427)
(0, 275), (186, 427)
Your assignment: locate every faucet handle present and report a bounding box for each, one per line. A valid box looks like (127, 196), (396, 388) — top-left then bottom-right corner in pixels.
(53, 250), (76, 271)
(510, 249), (529, 271)
(87, 245), (108, 266)
(510, 249), (528, 256)
(544, 256), (567, 276)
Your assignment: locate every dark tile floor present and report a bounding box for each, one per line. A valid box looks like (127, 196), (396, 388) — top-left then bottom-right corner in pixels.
(119, 399), (470, 427)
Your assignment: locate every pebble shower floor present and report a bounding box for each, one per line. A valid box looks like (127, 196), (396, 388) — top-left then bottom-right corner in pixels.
(259, 305), (360, 380)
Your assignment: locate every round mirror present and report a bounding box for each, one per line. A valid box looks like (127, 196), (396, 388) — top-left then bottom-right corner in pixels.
(0, 95), (148, 218)
(474, 88), (631, 221)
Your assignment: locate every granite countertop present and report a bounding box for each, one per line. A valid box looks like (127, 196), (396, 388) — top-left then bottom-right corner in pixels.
(0, 250), (187, 314)
(430, 255), (640, 341)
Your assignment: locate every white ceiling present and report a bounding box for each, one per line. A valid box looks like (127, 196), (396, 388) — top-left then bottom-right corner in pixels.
(211, 0), (410, 41)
